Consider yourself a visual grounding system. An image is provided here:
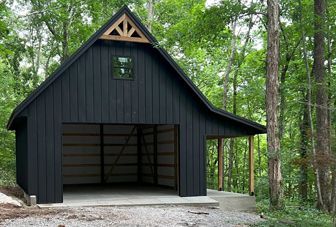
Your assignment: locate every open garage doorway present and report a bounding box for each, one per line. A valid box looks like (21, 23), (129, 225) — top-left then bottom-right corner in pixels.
(61, 123), (179, 204)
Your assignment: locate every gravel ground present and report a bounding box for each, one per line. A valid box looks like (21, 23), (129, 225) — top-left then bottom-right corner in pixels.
(1, 205), (263, 226)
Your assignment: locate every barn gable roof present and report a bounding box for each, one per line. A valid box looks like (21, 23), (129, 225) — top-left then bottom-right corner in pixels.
(7, 6), (266, 134)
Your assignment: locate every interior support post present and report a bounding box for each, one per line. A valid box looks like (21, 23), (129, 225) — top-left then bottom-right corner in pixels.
(153, 125), (158, 185)
(218, 138), (223, 191)
(137, 125), (142, 183)
(100, 124), (105, 184)
(248, 136), (255, 196)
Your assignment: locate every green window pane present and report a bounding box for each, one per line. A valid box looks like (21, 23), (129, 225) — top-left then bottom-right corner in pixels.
(113, 67), (133, 79)
(112, 56), (133, 79)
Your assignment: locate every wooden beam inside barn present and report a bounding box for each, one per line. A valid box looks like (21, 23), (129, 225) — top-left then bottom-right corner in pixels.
(249, 136), (255, 196)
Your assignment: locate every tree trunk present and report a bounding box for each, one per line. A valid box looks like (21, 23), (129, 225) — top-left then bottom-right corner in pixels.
(266, 0), (283, 209)
(234, 143), (239, 189)
(299, 92), (309, 203)
(332, 109), (336, 213)
(278, 38), (302, 140)
(332, 165), (336, 213)
(327, 12), (335, 213)
(227, 14), (253, 192)
(313, 0), (330, 211)
(228, 140), (234, 191)
(61, 21), (69, 63)
(279, 57), (289, 140)
(299, 0), (324, 210)
(258, 135), (262, 177)
(227, 69), (238, 191)
(242, 140), (248, 192)
(223, 20), (237, 109)
(146, 0), (154, 32)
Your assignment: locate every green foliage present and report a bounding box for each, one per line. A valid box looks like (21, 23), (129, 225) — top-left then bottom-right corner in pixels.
(255, 199), (334, 226)
(0, 62), (17, 186)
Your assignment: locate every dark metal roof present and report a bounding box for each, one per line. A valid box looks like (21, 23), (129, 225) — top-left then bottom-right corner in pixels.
(7, 6), (266, 134)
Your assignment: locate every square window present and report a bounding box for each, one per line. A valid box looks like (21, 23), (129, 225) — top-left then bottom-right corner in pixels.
(112, 56), (133, 79)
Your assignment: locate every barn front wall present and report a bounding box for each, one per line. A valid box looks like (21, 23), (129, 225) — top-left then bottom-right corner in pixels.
(18, 41), (254, 203)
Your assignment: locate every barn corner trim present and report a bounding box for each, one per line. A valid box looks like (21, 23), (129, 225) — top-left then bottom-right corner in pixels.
(7, 5), (266, 134)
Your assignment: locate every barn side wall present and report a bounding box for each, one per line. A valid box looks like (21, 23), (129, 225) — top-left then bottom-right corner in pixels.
(15, 118), (28, 192)
(24, 41), (252, 203)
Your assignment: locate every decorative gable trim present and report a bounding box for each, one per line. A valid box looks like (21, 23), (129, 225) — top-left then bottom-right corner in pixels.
(99, 13), (149, 43)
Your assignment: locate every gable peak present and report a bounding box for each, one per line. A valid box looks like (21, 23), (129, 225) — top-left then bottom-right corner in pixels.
(99, 13), (150, 44)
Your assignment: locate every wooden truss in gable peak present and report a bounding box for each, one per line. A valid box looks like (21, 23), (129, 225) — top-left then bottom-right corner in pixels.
(100, 14), (150, 43)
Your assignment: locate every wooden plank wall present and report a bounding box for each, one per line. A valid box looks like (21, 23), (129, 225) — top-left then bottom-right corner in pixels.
(62, 124), (101, 184)
(103, 125), (138, 182)
(62, 124), (177, 187)
(156, 125), (176, 188)
(140, 125), (176, 188)
(141, 126), (155, 184)
(63, 124), (138, 184)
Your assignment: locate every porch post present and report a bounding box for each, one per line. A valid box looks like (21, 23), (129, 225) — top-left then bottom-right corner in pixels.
(218, 138), (223, 191)
(248, 136), (255, 196)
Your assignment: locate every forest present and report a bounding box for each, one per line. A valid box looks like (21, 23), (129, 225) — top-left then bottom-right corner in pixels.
(0, 0), (335, 225)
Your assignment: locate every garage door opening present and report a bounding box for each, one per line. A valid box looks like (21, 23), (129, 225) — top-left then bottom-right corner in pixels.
(62, 123), (179, 203)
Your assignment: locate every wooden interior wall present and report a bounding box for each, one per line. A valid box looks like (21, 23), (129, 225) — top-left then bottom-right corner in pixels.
(156, 125), (176, 188)
(62, 124), (101, 184)
(63, 124), (138, 184)
(62, 123), (177, 188)
(141, 126), (154, 184)
(140, 125), (177, 188)
(103, 125), (138, 183)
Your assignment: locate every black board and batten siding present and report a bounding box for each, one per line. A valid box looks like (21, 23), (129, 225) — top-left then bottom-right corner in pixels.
(17, 41), (257, 203)
(15, 118), (28, 192)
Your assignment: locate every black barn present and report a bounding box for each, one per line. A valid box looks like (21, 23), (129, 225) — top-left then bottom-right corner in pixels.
(7, 6), (266, 204)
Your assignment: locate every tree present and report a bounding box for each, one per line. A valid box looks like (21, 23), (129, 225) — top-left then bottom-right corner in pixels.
(146, 0), (154, 32)
(266, 0), (283, 209)
(313, 0), (331, 212)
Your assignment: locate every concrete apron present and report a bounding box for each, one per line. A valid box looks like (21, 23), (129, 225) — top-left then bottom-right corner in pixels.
(207, 189), (256, 212)
(38, 196), (219, 208)
(38, 187), (255, 212)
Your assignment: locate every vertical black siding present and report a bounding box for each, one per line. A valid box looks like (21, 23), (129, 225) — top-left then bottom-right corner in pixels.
(27, 101), (38, 196)
(16, 118), (28, 191)
(45, 87), (55, 201)
(23, 40), (253, 203)
(53, 79), (63, 202)
(78, 55), (86, 122)
(36, 95), (46, 202)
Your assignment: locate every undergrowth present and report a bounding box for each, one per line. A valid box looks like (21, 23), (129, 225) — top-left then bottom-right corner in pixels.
(255, 199), (335, 227)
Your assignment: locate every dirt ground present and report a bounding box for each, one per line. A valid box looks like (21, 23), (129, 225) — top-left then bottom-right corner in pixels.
(0, 204), (61, 222)
(0, 187), (264, 226)
(0, 186), (24, 200)
(0, 204), (264, 227)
